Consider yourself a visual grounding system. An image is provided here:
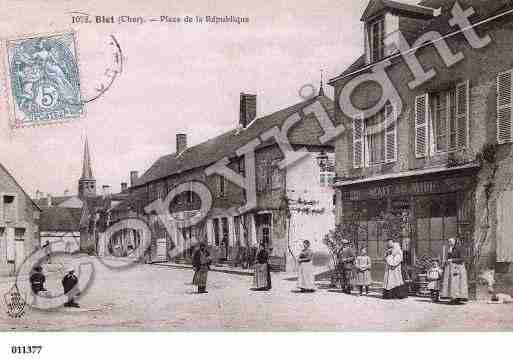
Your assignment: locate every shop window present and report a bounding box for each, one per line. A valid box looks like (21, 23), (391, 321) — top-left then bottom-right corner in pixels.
(415, 193), (459, 258)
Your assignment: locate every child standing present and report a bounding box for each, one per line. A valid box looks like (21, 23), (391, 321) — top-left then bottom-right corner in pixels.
(427, 260), (443, 302)
(354, 247), (372, 295)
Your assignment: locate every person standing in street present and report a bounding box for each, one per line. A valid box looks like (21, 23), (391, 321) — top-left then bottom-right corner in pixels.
(383, 241), (407, 299)
(253, 243), (272, 291)
(30, 265), (46, 306)
(354, 247), (372, 296)
(297, 240), (315, 292)
(440, 237), (469, 304)
(340, 240), (356, 294)
(62, 268), (80, 308)
(192, 242), (211, 294)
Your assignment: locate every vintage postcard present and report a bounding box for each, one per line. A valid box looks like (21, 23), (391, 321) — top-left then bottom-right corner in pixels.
(0, 0), (513, 356)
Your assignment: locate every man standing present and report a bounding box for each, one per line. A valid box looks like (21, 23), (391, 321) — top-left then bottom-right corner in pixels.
(192, 242), (211, 294)
(29, 265), (46, 306)
(340, 240), (356, 294)
(62, 268), (80, 308)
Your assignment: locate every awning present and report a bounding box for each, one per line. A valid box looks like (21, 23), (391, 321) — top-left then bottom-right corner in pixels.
(333, 162), (480, 188)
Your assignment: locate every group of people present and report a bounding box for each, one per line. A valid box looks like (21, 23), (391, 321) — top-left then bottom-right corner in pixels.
(188, 237), (469, 305)
(29, 266), (81, 308)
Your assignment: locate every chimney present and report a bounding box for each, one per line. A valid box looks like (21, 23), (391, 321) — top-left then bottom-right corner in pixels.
(130, 171), (138, 187)
(239, 92), (257, 128)
(176, 133), (187, 154)
(46, 193), (52, 207)
(121, 182), (128, 192)
(102, 185), (111, 197)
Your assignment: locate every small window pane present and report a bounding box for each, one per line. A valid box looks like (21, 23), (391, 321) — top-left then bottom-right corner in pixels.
(430, 217), (443, 241)
(368, 240), (378, 258)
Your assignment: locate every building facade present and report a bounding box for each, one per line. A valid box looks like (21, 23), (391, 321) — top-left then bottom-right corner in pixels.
(130, 91), (337, 270)
(329, 0), (513, 296)
(0, 163), (41, 276)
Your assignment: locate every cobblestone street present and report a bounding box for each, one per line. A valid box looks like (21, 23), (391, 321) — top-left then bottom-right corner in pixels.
(2, 260), (513, 331)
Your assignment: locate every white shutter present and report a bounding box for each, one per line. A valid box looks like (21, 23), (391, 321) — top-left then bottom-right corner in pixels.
(353, 114), (364, 168)
(455, 80), (470, 148)
(415, 94), (429, 158)
(385, 102), (398, 163)
(497, 70), (513, 144)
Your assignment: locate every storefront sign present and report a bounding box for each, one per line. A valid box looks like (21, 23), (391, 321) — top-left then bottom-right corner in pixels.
(342, 177), (471, 201)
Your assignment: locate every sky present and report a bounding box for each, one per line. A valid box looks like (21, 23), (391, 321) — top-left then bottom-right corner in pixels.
(0, 0), (418, 197)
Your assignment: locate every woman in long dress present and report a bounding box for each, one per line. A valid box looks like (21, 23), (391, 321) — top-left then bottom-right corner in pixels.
(192, 242), (211, 294)
(297, 240), (315, 292)
(440, 237), (469, 304)
(383, 241), (407, 299)
(253, 243), (272, 291)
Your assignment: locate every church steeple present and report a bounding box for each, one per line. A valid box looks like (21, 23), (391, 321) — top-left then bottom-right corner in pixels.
(78, 137), (96, 198)
(318, 69), (325, 97)
(81, 137), (94, 180)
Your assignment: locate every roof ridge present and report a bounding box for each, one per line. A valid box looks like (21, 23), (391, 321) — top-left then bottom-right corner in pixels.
(135, 95), (334, 187)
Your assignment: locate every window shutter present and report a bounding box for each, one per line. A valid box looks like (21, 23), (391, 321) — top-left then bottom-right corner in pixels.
(353, 114), (364, 168)
(497, 70), (513, 144)
(385, 102), (398, 163)
(455, 80), (469, 148)
(415, 94), (429, 158)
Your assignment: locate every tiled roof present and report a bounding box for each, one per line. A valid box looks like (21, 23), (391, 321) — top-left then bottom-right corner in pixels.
(0, 163), (41, 211)
(39, 207), (83, 232)
(35, 196), (75, 208)
(134, 95), (336, 187)
(361, 0), (436, 21)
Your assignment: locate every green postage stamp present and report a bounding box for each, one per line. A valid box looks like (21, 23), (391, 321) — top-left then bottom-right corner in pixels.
(5, 32), (83, 128)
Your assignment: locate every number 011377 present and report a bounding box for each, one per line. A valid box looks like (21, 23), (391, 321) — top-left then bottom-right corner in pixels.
(11, 346), (42, 354)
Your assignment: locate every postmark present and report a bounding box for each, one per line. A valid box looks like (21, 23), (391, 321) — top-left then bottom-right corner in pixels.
(5, 31), (84, 128)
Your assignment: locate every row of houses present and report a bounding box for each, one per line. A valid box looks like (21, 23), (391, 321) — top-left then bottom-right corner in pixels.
(3, 0), (513, 297)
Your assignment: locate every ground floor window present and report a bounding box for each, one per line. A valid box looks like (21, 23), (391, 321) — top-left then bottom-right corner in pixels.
(346, 191), (462, 262)
(415, 193), (458, 259)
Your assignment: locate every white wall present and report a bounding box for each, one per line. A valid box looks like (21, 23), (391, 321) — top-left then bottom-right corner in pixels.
(286, 152), (335, 267)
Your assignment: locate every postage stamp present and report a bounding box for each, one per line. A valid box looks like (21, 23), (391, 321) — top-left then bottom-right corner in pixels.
(4, 32), (83, 128)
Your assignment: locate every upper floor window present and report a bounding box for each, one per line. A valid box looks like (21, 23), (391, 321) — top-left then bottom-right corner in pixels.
(14, 228), (25, 241)
(257, 159), (283, 193)
(319, 158), (335, 187)
(353, 102), (397, 168)
(432, 89), (457, 153)
(414, 81), (469, 158)
(2, 194), (17, 222)
(238, 157), (245, 176)
(218, 175), (226, 198)
(369, 16), (385, 62)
